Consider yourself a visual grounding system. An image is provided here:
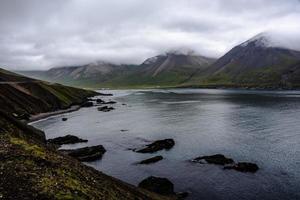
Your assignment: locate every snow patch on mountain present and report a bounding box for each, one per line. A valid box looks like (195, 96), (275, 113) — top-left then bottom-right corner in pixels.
(241, 31), (300, 51)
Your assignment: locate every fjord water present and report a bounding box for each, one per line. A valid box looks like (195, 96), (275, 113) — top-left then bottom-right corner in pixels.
(32, 89), (300, 200)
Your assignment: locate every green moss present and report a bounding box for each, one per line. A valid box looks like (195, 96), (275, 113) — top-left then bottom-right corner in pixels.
(39, 168), (90, 200)
(10, 137), (46, 158)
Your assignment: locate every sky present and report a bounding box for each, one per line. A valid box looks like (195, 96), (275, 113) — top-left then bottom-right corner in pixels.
(1, 0), (300, 70)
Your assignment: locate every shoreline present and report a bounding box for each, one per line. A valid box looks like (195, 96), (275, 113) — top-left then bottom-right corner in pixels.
(28, 105), (81, 123)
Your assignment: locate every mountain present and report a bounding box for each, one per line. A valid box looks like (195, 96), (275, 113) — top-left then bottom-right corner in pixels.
(20, 52), (215, 88)
(0, 68), (97, 119)
(187, 33), (300, 88)
(19, 61), (139, 88)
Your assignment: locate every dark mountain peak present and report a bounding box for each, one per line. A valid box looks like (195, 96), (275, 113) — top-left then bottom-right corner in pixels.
(140, 51), (216, 77)
(188, 33), (300, 88)
(240, 32), (272, 48)
(142, 50), (214, 66)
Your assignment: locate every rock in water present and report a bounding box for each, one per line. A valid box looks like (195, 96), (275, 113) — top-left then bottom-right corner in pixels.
(81, 101), (94, 107)
(135, 139), (175, 153)
(98, 92), (113, 96)
(192, 154), (234, 165)
(224, 162), (259, 173)
(138, 176), (174, 195)
(97, 106), (114, 112)
(96, 99), (105, 103)
(138, 156), (163, 164)
(60, 145), (106, 162)
(101, 100), (117, 104)
(47, 135), (88, 145)
(62, 117), (68, 121)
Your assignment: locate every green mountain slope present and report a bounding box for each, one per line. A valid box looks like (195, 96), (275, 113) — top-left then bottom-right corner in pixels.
(18, 52), (215, 88)
(186, 34), (300, 88)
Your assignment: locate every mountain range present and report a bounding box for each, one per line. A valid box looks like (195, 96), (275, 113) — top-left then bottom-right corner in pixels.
(18, 33), (300, 89)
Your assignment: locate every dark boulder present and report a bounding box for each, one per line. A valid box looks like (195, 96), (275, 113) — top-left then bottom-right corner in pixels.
(135, 139), (175, 153)
(97, 106), (114, 112)
(81, 101), (94, 107)
(224, 162), (259, 173)
(192, 154), (234, 165)
(101, 100), (117, 104)
(138, 176), (174, 195)
(138, 156), (163, 164)
(98, 92), (113, 96)
(60, 145), (106, 162)
(47, 135), (88, 145)
(96, 99), (105, 104)
(62, 117), (68, 121)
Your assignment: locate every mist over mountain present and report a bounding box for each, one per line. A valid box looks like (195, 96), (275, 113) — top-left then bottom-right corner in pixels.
(1, 0), (300, 70)
(18, 51), (215, 88)
(187, 33), (300, 88)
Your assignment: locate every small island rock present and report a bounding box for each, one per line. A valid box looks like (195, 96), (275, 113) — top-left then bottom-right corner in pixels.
(47, 134), (88, 145)
(138, 156), (163, 164)
(60, 145), (106, 162)
(192, 154), (234, 165)
(135, 139), (175, 153)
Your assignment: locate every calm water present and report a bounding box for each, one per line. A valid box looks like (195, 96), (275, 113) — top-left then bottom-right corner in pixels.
(32, 89), (300, 200)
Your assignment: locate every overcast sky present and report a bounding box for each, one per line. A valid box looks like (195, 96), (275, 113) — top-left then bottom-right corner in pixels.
(1, 0), (300, 70)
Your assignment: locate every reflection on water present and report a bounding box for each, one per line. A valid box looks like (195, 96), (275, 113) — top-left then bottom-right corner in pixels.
(32, 89), (300, 200)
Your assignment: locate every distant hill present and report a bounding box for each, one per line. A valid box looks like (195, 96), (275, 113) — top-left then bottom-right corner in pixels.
(187, 33), (300, 88)
(19, 52), (216, 88)
(18, 62), (139, 88)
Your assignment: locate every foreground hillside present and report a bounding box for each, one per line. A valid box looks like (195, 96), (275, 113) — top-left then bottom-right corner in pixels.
(0, 110), (172, 200)
(0, 68), (97, 118)
(0, 69), (173, 200)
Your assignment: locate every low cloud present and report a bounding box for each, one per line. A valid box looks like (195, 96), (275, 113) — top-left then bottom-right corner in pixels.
(0, 0), (300, 70)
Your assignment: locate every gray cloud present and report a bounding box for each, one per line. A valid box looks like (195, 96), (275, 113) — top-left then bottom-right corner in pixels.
(0, 0), (300, 70)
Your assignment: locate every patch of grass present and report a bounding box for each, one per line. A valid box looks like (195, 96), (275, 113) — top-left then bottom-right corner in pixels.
(10, 137), (46, 158)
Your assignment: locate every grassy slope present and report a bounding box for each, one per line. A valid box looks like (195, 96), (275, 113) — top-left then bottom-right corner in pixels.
(0, 68), (97, 116)
(184, 50), (300, 89)
(0, 111), (172, 200)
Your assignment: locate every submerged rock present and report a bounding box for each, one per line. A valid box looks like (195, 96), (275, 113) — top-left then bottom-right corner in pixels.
(135, 139), (175, 153)
(138, 176), (174, 195)
(60, 145), (106, 162)
(176, 192), (189, 199)
(47, 135), (88, 145)
(97, 106), (115, 112)
(224, 162), (259, 173)
(97, 100), (117, 105)
(192, 154), (234, 165)
(62, 117), (68, 121)
(138, 156), (163, 164)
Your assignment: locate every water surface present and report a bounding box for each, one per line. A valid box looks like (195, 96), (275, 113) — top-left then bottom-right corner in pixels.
(32, 89), (300, 200)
